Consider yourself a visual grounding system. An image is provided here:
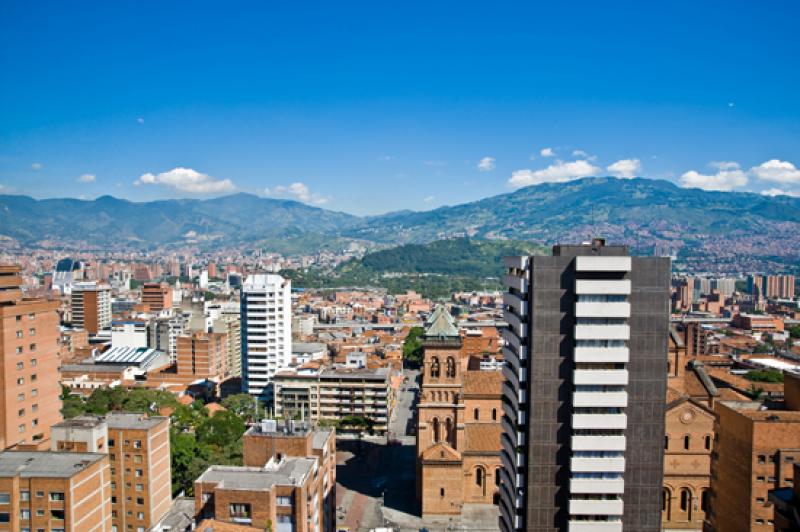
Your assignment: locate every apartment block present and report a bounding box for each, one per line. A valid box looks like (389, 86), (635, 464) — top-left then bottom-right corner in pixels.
(500, 240), (670, 532)
(176, 330), (228, 380)
(70, 281), (112, 334)
(706, 375), (800, 532)
(194, 458), (321, 531)
(274, 366), (392, 434)
(0, 450), (112, 531)
(141, 282), (172, 312)
(243, 421), (336, 531)
(0, 265), (62, 450)
(148, 314), (187, 363)
(211, 303), (242, 378)
(50, 413), (171, 531)
(241, 274), (292, 399)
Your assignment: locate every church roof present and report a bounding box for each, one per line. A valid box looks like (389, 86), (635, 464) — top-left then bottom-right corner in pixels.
(464, 424), (503, 453)
(421, 441), (462, 462)
(424, 305), (459, 339)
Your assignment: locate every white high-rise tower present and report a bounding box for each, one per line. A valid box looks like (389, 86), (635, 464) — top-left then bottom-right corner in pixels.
(241, 273), (292, 400)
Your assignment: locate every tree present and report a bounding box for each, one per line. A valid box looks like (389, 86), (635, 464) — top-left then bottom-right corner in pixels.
(222, 393), (257, 423)
(403, 327), (425, 366)
(789, 325), (800, 339)
(747, 385), (765, 400)
(745, 370), (784, 383)
(197, 411), (246, 448)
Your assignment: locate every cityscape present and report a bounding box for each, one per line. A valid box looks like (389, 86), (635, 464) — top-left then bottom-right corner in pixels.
(1, 3), (800, 532)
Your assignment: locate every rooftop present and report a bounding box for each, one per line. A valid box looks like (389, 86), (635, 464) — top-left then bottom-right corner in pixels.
(95, 346), (163, 366)
(105, 412), (168, 430)
(196, 457), (315, 490)
(0, 451), (106, 478)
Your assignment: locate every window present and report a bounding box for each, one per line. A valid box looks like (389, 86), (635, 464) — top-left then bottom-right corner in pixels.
(31, 404), (37, 413)
(35, 509), (44, 517)
(474, 408), (479, 421)
(17, 393), (24, 402)
(135, 484), (143, 492)
(49, 492), (65, 502)
(476, 467), (485, 486)
(18, 424), (25, 433)
(28, 328), (35, 336)
(108, 439), (115, 447)
(18, 409), (24, 417)
(701, 490), (709, 512)
(277, 496), (292, 506)
(135, 469), (143, 477)
(758, 455), (766, 464)
(32, 419), (38, 427)
(31, 374), (37, 382)
(136, 497), (144, 505)
(35, 491), (44, 498)
(17, 377), (24, 385)
(133, 455), (142, 463)
(111, 483), (116, 491)
(16, 330), (23, 338)
(20, 509), (30, 519)
(16, 362), (23, 370)
(31, 389), (37, 397)
(20, 491), (29, 501)
(15, 346), (22, 354)
(0, 513), (9, 523)
(0, 493), (8, 504)
(30, 359), (36, 367)
(492, 408), (497, 421)
(230, 503), (251, 519)
(29, 344), (36, 351)
(440, 488), (445, 497)
(133, 440), (142, 449)
(684, 435), (690, 450)
(137, 512), (144, 519)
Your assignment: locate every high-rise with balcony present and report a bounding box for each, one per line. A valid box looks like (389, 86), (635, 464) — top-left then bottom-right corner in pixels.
(500, 239), (669, 532)
(70, 281), (112, 334)
(241, 274), (292, 400)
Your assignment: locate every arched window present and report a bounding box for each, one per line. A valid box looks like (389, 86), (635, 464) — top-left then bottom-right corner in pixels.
(492, 408), (497, 421)
(663, 488), (671, 520)
(445, 418), (453, 446)
(704, 435), (712, 450)
(431, 357), (440, 379)
(474, 408), (479, 420)
(665, 435), (669, 449)
(440, 488), (445, 497)
(475, 467), (484, 486)
(495, 468), (501, 486)
(680, 488), (692, 520)
(684, 435), (690, 450)
(701, 489), (709, 513)
(446, 357), (456, 378)
(432, 418), (440, 444)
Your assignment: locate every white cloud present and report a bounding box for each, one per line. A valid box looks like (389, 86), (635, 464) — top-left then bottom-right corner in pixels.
(761, 188), (800, 198)
(751, 159), (800, 184)
(540, 147), (555, 157)
(135, 167), (235, 194)
(31, 162), (43, 170)
(679, 161), (748, 191)
(77, 174), (96, 183)
(137, 117), (145, 124)
(265, 182), (329, 205)
(423, 195), (435, 203)
(508, 159), (600, 188)
(477, 156), (496, 172)
(607, 158), (642, 179)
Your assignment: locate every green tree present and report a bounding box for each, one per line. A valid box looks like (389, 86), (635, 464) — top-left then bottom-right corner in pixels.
(197, 411), (246, 448)
(403, 326), (425, 365)
(789, 326), (800, 339)
(744, 370), (784, 383)
(222, 393), (257, 422)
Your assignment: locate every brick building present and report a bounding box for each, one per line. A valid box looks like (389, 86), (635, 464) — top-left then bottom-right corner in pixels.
(243, 421), (336, 531)
(416, 306), (504, 517)
(176, 330), (228, 380)
(0, 264), (62, 450)
(141, 282), (172, 312)
(706, 373), (800, 532)
(50, 413), (172, 531)
(0, 450), (112, 530)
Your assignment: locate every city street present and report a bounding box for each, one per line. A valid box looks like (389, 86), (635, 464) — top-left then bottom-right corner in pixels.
(336, 368), (499, 531)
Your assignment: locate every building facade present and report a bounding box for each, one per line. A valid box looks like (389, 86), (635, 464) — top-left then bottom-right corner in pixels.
(500, 240), (670, 532)
(70, 281), (112, 334)
(141, 282), (172, 312)
(0, 265), (62, 450)
(0, 451), (112, 531)
(176, 330), (228, 381)
(415, 306), (504, 517)
(241, 274), (292, 400)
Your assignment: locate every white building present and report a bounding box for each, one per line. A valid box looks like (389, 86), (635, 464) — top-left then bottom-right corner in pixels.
(241, 273), (292, 400)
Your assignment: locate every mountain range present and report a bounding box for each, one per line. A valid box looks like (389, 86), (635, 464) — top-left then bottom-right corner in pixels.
(2, 177), (799, 266)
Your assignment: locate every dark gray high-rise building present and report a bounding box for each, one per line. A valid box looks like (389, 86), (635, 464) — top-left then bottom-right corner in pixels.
(499, 239), (670, 532)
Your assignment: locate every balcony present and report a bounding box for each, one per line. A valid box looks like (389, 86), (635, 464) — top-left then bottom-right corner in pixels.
(572, 413), (627, 430)
(570, 478), (625, 495)
(568, 522), (622, 532)
(502, 346), (521, 372)
(575, 302), (630, 319)
(574, 325), (629, 341)
(569, 498), (624, 516)
(502, 364), (519, 394)
(570, 457), (625, 473)
(503, 309), (527, 339)
(504, 274), (528, 293)
(503, 292), (528, 317)
(501, 327), (525, 353)
(503, 256), (529, 270)
(571, 435), (626, 452)
(574, 280), (631, 296)
(572, 391), (628, 408)
(573, 347), (628, 364)
(573, 369), (628, 386)
(575, 256), (631, 272)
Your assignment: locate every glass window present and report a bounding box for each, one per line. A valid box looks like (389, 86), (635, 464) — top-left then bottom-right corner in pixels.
(20, 491), (30, 501)
(0, 493), (8, 504)
(49, 492), (65, 502)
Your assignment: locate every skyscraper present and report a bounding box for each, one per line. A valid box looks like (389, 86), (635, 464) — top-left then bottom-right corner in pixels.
(241, 274), (292, 400)
(500, 239), (670, 532)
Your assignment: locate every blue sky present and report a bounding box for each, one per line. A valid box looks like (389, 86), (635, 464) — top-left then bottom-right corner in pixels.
(2, 1), (800, 215)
